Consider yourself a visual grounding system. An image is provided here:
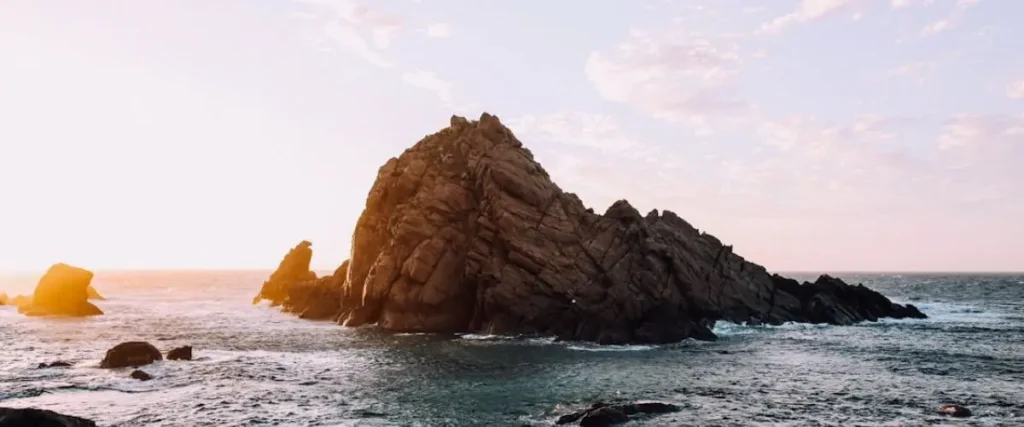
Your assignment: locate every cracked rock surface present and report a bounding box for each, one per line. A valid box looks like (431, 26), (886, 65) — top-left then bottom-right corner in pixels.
(254, 113), (926, 344)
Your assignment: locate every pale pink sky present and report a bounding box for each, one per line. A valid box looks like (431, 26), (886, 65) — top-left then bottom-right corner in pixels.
(0, 0), (1021, 272)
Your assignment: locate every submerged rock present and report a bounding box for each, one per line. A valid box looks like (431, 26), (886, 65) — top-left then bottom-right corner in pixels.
(18, 264), (102, 317)
(37, 361), (73, 369)
(557, 402), (680, 426)
(129, 370), (153, 381)
(938, 404), (972, 417)
(258, 113), (928, 344)
(100, 342), (162, 369)
(0, 407), (96, 427)
(167, 346), (193, 361)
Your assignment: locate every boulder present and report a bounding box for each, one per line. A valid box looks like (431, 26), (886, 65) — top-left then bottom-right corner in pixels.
(938, 404), (972, 417)
(259, 113), (927, 344)
(9, 295), (32, 309)
(0, 407), (96, 427)
(18, 264), (102, 317)
(37, 361), (73, 369)
(557, 402), (680, 426)
(86, 286), (104, 300)
(0, 292), (7, 305)
(167, 346), (192, 361)
(100, 342), (162, 369)
(129, 370), (153, 381)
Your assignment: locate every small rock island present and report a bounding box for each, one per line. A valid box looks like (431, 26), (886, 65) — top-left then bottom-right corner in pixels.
(18, 263), (103, 317)
(254, 113), (926, 344)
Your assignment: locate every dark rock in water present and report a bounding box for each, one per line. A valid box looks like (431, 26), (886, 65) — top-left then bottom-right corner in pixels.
(252, 241), (317, 307)
(100, 342), (162, 368)
(258, 113), (927, 344)
(557, 402), (680, 426)
(18, 264), (103, 317)
(938, 404), (972, 417)
(129, 370), (153, 381)
(86, 285), (105, 300)
(37, 361), (73, 369)
(167, 346), (193, 361)
(0, 407), (97, 427)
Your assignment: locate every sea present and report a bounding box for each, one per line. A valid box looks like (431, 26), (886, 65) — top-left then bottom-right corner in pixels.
(0, 271), (1022, 426)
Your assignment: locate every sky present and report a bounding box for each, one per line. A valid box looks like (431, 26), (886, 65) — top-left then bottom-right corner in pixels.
(0, 0), (1022, 272)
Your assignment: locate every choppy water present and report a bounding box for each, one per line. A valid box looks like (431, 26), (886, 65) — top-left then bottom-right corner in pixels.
(1, 271), (1022, 426)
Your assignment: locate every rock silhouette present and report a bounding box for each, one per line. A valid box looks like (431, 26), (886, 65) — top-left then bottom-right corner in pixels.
(167, 346), (193, 361)
(0, 292), (6, 306)
(100, 342), (162, 369)
(18, 264), (102, 317)
(938, 404), (972, 417)
(557, 402), (680, 426)
(254, 113), (927, 344)
(0, 407), (96, 427)
(37, 361), (73, 369)
(129, 370), (153, 381)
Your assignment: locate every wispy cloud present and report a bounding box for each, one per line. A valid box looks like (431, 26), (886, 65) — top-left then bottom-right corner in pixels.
(293, 0), (402, 67)
(401, 70), (453, 105)
(1007, 79), (1024, 100)
(760, 0), (859, 34)
(585, 29), (749, 135)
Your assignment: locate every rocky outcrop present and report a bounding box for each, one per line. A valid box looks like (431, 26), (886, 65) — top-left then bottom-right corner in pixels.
(252, 241), (316, 306)
(557, 402), (680, 426)
(938, 404), (972, 417)
(86, 286), (104, 300)
(19, 264), (102, 317)
(37, 361), (73, 369)
(129, 370), (153, 381)
(0, 407), (96, 427)
(167, 346), (192, 361)
(0, 292), (7, 306)
(100, 342), (162, 369)
(255, 113), (927, 344)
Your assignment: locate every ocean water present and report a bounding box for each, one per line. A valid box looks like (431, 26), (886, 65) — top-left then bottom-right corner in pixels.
(1, 271), (1022, 426)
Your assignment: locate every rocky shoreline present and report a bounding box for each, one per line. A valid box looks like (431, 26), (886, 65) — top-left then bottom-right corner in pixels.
(254, 113), (926, 344)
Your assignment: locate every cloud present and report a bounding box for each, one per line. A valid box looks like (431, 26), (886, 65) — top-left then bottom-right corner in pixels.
(426, 22), (452, 38)
(1007, 79), (1024, 100)
(293, 0), (402, 67)
(585, 29), (749, 134)
(892, 0), (934, 8)
(401, 71), (453, 105)
(760, 0), (859, 34)
(506, 112), (647, 157)
(920, 19), (950, 36)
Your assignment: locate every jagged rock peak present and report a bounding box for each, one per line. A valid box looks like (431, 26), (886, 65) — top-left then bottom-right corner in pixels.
(256, 113), (927, 344)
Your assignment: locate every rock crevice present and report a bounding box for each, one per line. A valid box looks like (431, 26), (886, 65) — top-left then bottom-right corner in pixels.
(254, 113), (926, 344)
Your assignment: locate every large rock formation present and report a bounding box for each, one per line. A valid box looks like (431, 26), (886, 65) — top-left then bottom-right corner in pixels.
(100, 342), (162, 369)
(18, 264), (102, 317)
(0, 407), (97, 427)
(254, 113), (926, 344)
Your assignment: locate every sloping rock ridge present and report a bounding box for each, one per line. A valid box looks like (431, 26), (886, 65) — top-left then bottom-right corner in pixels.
(18, 263), (102, 317)
(254, 113), (926, 344)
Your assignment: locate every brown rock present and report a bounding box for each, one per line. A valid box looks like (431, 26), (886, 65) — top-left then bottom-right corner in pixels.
(167, 346), (192, 361)
(252, 241), (316, 306)
(0, 292), (6, 306)
(100, 342), (162, 369)
(938, 404), (972, 417)
(0, 407), (97, 427)
(258, 113), (926, 344)
(19, 264), (102, 317)
(129, 369), (153, 381)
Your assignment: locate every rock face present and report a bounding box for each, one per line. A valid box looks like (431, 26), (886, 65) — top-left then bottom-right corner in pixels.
(0, 407), (96, 427)
(252, 241), (316, 307)
(254, 113), (927, 344)
(19, 264), (103, 317)
(100, 342), (162, 369)
(167, 346), (193, 361)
